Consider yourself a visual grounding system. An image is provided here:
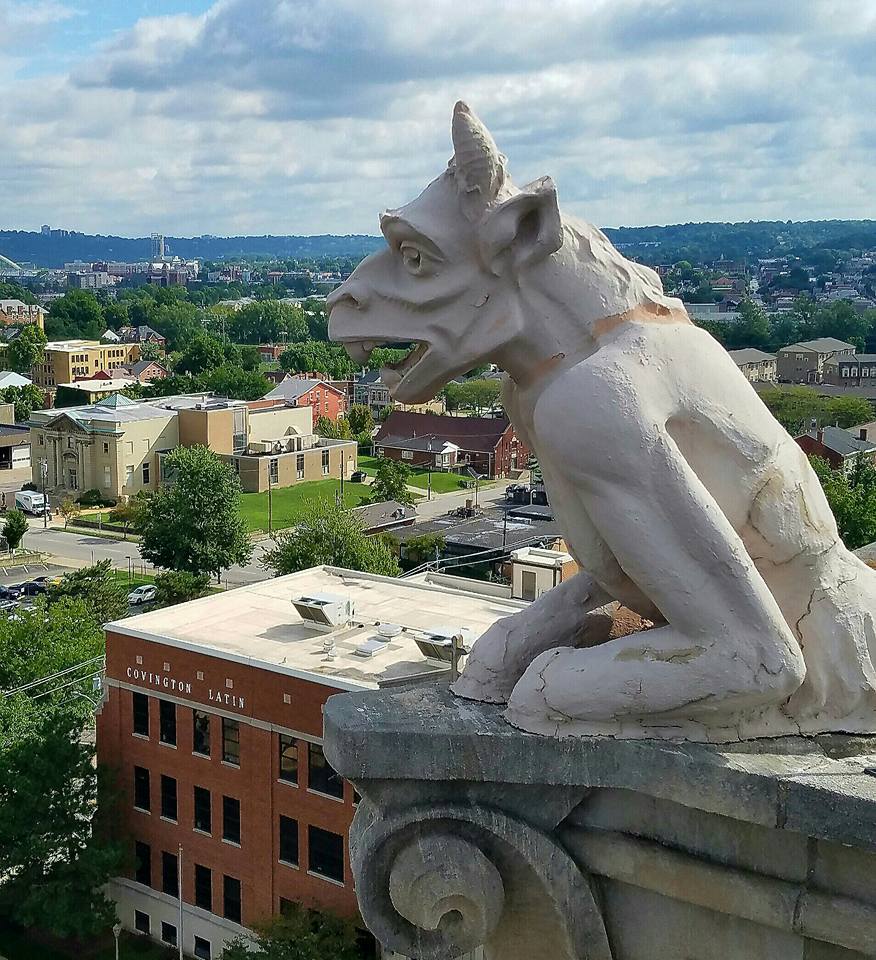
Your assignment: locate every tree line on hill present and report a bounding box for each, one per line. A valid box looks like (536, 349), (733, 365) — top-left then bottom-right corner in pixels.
(695, 297), (876, 354)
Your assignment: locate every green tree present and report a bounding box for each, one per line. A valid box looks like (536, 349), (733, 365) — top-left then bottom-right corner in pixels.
(176, 333), (224, 375)
(0, 383), (45, 422)
(403, 532), (446, 566)
(3, 509), (27, 551)
(45, 289), (104, 340)
(315, 415), (352, 440)
(279, 341), (355, 379)
(6, 323), (47, 374)
(109, 494), (146, 539)
(810, 455), (876, 550)
(137, 445), (252, 579)
(444, 379), (502, 414)
(201, 364), (272, 401)
(239, 345), (262, 371)
(139, 340), (164, 362)
(59, 494), (81, 529)
(759, 388), (873, 435)
(153, 570), (212, 606)
(48, 559), (129, 625)
(262, 498), (400, 577)
(347, 403), (374, 436)
(221, 902), (360, 960)
(0, 599), (122, 939)
(369, 457), (415, 506)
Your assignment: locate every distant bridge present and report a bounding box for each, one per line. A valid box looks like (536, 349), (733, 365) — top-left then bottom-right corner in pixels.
(0, 251), (22, 271)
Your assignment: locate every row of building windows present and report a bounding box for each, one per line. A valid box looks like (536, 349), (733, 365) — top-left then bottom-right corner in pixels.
(133, 911), (211, 959)
(840, 366), (876, 377)
(135, 769), (242, 843)
(131, 693), (343, 796)
(133, 816), (344, 898)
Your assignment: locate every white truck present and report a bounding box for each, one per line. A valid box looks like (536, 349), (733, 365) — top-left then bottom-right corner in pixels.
(14, 490), (48, 515)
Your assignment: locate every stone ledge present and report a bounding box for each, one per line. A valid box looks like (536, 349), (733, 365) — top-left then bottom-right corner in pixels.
(324, 683), (876, 850)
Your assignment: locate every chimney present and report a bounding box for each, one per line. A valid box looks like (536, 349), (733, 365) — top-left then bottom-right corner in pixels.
(817, 428), (824, 444)
(860, 428), (868, 442)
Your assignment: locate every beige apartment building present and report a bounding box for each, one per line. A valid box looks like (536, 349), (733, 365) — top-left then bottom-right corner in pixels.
(31, 339), (142, 388)
(30, 394), (357, 500)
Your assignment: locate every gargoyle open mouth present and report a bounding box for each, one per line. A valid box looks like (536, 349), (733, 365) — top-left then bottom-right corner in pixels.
(341, 340), (430, 393)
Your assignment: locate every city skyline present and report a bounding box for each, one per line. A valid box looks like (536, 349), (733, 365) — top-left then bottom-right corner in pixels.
(1, 0), (875, 237)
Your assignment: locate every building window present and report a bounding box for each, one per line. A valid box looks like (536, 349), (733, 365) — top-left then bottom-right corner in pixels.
(278, 734), (298, 784)
(194, 786), (211, 833)
(296, 454), (304, 480)
(279, 815), (298, 866)
(222, 717), (240, 765)
(401, 449), (413, 460)
(194, 864), (212, 912)
(193, 710), (211, 756)
(134, 911), (150, 935)
(269, 458), (279, 483)
(308, 742), (343, 799)
(279, 897), (294, 916)
(125, 465), (134, 486)
(133, 766), (150, 811)
(132, 692), (149, 737)
(322, 449), (330, 475)
(134, 840), (151, 886)
(223, 875), (242, 924)
(161, 851), (179, 898)
(103, 465), (112, 488)
(308, 825), (344, 884)
(38, 434), (44, 446)
(68, 468), (78, 491)
(142, 462), (150, 484)
(159, 700), (176, 746)
(194, 936), (211, 960)
(160, 775), (177, 821)
(161, 921), (177, 947)
(103, 442), (109, 453)
(222, 795), (241, 845)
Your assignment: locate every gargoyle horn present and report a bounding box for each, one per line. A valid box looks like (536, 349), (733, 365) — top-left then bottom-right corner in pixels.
(450, 101), (506, 215)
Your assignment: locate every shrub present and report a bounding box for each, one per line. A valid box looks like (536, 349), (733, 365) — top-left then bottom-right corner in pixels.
(78, 489), (104, 507)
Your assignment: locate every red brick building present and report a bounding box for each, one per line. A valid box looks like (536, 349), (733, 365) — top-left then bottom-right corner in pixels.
(375, 411), (528, 479)
(98, 567), (522, 958)
(262, 377), (347, 427)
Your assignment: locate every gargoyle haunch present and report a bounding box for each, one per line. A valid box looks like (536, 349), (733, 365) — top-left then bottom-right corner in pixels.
(327, 102), (876, 741)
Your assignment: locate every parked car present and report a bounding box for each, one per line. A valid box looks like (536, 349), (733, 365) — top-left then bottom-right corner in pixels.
(128, 584), (158, 606)
(350, 470), (368, 483)
(3, 584), (24, 600)
(20, 580), (47, 597)
(0, 599), (19, 613)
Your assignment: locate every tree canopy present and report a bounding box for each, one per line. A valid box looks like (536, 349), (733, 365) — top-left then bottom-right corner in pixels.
(221, 902), (360, 960)
(759, 388), (873, 435)
(444, 378), (502, 415)
(137, 445), (252, 578)
(810, 455), (876, 550)
(6, 323), (46, 374)
(368, 457), (415, 506)
(262, 497), (400, 577)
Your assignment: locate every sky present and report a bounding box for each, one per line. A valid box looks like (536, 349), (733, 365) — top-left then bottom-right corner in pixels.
(1, 0), (875, 238)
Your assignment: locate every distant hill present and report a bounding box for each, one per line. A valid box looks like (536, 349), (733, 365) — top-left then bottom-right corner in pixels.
(0, 231), (385, 268)
(2, 219), (875, 269)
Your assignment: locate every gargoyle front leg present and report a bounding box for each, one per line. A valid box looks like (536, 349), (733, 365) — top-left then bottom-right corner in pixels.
(451, 572), (614, 704)
(505, 419), (807, 738)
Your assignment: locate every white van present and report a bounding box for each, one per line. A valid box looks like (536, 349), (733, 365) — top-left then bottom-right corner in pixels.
(14, 490), (48, 515)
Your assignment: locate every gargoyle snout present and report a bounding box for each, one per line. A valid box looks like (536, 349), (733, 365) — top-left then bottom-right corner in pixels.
(327, 281), (368, 314)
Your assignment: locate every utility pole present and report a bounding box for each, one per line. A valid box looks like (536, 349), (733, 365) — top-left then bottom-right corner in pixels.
(427, 437), (432, 501)
(267, 463), (273, 535)
(178, 843), (184, 960)
(40, 457), (48, 528)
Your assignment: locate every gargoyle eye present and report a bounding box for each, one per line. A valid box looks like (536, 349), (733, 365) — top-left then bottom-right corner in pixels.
(400, 242), (426, 275)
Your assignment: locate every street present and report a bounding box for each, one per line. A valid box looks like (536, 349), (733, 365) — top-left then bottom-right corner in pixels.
(22, 526), (271, 587)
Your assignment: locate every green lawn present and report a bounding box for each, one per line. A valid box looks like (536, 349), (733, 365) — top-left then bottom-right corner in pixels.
(240, 478), (372, 533)
(357, 454), (490, 494)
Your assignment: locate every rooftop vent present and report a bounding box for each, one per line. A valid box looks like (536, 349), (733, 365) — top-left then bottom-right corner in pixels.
(292, 593), (355, 627)
(354, 637), (390, 658)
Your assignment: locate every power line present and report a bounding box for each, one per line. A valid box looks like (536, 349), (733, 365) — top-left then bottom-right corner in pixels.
(2, 656), (105, 699)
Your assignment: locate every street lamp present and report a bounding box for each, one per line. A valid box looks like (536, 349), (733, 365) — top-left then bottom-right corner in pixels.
(427, 437), (432, 501)
(39, 457), (48, 529)
(112, 922), (122, 960)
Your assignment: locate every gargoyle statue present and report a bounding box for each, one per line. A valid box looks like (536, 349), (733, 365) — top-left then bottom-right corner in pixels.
(328, 101), (876, 741)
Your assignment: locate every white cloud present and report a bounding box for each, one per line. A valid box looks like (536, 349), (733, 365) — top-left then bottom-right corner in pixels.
(1, 0), (875, 236)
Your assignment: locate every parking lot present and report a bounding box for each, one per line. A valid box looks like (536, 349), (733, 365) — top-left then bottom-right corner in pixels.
(0, 564), (157, 617)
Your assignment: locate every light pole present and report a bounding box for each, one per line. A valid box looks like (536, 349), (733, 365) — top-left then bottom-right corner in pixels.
(427, 437), (432, 501)
(112, 922), (122, 960)
(40, 457), (48, 529)
(178, 842), (184, 960)
(267, 462), (273, 535)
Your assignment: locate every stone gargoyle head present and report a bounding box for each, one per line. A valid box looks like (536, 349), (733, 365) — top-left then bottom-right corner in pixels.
(327, 101), (664, 404)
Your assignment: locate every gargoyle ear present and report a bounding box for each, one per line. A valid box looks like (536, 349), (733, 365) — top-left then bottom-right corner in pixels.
(478, 176), (563, 276)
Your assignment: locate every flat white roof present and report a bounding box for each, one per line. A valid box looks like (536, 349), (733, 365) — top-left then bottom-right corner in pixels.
(109, 566), (527, 691)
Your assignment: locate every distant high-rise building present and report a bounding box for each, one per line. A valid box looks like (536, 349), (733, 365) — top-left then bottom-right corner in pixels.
(150, 233), (165, 260)
(41, 224), (50, 235)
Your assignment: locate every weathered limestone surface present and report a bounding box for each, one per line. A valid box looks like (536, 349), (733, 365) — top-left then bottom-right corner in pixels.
(324, 684), (876, 960)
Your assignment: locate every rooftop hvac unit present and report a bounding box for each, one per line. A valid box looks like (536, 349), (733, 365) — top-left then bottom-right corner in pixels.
(414, 625), (473, 663)
(292, 593), (355, 627)
(354, 637), (389, 658)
